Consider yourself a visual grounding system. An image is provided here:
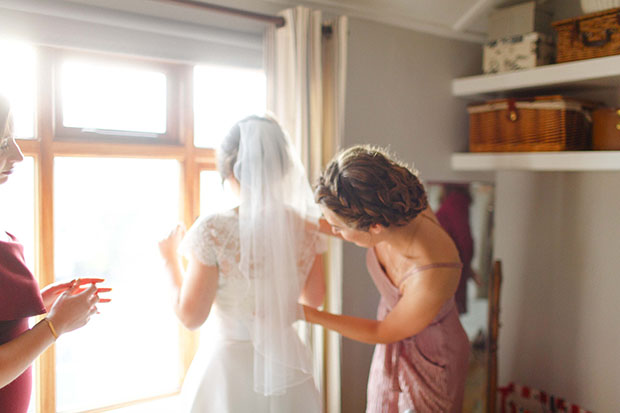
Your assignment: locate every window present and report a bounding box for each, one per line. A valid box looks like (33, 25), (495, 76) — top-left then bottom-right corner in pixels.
(61, 62), (167, 135)
(193, 64), (266, 148)
(54, 51), (179, 143)
(199, 170), (238, 216)
(0, 40), (36, 139)
(0, 156), (35, 266)
(54, 158), (181, 411)
(5, 43), (266, 413)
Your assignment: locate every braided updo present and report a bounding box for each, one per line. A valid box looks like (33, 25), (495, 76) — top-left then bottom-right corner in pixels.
(315, 145), (428, 230)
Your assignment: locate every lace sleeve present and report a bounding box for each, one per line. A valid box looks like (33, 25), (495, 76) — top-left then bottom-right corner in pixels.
(297, 228), (328, 280)
(314, 232), (328, 255)
(179, 216), (218, 267)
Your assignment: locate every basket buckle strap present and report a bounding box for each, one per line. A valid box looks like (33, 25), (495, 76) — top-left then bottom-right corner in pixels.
(507, 99), (518, 122)
(571, 14), (619, 48)
(572, 20), (580, 43)
(580, 28), (616, 48)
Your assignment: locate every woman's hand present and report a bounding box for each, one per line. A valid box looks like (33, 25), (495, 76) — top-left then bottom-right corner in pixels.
(46, 282), (101, 336)
(41, 278), (110, 311)
(158, 223), (186, 264)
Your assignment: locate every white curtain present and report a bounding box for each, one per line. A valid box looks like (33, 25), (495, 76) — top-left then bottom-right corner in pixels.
(264, 7), (347, 413)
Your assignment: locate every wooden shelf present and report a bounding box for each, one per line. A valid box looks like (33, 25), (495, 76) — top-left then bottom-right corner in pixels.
(451, 56), (620, 172)
(451, 151), (620, 171)
(452, 54), (620, 98)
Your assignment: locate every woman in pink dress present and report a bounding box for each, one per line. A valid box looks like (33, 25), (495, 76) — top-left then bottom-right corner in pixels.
(306, 145), (470, 412)
(0, 95), (108, 413)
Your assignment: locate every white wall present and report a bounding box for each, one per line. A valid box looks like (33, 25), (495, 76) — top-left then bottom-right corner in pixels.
(495, 171), (620, 411)
(343, 18), (487, 182)
(340, 17), (483, 412)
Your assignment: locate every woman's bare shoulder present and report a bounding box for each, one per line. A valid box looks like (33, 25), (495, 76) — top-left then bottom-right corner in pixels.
(411, 210), (460, 264)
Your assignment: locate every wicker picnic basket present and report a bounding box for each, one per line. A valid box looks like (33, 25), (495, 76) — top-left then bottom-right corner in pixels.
(552, 7), (620, 63)
(468, 95), (596, 152)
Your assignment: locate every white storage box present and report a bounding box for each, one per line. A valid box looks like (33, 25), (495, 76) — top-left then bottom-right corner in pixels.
(483, 32), (554, 74)
(488, 1), (553, 40)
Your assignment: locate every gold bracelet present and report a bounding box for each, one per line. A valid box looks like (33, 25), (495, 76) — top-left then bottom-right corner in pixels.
(43, 318), (59, 340)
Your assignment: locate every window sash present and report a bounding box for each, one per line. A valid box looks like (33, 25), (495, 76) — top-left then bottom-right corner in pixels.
(18, 45), (214, 413)
(52, 49), (182, 144)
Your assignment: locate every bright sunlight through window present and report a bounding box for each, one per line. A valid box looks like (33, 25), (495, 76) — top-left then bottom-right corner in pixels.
(0, 40), (36, 138)
(200, 170), (239, 217)
(194, 65), (266, 148)
(62, 61), (167, 135)
(0, 156), (34, 267)
(54, 158), (182, 412)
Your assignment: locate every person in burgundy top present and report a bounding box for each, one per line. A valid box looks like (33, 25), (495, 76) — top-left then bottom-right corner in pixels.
(306, 145), (470, 413)
(435, 183), (475, 315)
(0, 95), (108, 413)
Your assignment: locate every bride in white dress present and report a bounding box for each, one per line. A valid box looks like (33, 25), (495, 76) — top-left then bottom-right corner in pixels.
(158, 116), (326, 412)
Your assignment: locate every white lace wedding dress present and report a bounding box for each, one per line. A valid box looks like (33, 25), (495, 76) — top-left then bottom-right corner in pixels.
(178, 209), (325, 413)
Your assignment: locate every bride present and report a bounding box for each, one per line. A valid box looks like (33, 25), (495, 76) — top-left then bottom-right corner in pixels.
(158, 116), (325, 412)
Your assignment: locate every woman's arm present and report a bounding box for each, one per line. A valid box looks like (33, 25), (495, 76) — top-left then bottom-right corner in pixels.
(0, 319), (57, 388)
(304, 267), (459, 344)
(165, 255), (218, 330)
(0, 283), (99, 388)
(159, 225), (219, 330)
(299, 254), (325, 308)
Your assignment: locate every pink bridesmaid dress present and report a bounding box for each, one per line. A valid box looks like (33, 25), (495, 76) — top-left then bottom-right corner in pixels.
(365, 248), (470, 413)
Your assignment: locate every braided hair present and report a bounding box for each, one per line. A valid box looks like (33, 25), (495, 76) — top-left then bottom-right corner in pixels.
(315, 145), (428, 230)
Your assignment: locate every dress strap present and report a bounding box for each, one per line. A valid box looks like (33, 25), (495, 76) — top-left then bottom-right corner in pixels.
(419, 213), (442, 227)
(397, 262), (462, 289)
(419, 213), (452, 238)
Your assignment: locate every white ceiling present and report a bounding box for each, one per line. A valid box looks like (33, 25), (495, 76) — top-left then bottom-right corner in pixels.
(254, 0), (502, 41)
(64, 0), (569, 43)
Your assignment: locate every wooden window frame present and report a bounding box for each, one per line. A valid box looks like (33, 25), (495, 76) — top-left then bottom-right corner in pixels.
(17, 45), (220, 413)
(52, 49), (182, 145)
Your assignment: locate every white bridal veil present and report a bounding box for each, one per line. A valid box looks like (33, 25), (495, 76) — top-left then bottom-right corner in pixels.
(235, 117), (321, 396)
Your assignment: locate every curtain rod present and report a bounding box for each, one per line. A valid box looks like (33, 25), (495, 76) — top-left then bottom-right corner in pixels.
(157, 0), (286, 27)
